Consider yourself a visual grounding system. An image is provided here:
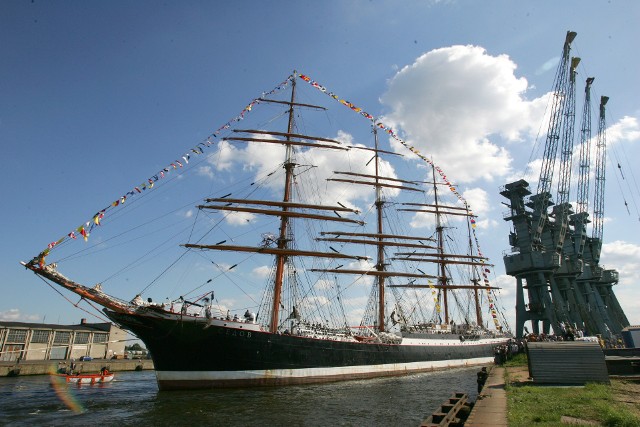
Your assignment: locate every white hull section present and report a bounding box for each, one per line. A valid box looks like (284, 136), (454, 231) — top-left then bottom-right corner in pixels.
(155, 356), (494, 388)
(400, 337), (507, 346)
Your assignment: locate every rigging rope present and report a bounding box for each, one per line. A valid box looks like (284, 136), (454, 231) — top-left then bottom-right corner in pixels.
(34, 274), (111, 323)
(296, 72), (504, 330)
(34, 77), (294, 265)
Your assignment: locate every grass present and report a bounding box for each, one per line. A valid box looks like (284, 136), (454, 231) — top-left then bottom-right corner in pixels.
(503, 352), (528, 367)
(504, 356), (640, 427)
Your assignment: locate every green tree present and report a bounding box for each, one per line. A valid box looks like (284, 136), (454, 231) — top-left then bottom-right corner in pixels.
(125, 343), (144, 352)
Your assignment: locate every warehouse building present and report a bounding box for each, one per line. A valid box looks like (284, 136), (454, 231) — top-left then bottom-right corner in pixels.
(0, 319), (127, 362)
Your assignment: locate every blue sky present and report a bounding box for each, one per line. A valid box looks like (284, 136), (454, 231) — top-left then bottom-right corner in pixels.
(2, 1), (640, 330)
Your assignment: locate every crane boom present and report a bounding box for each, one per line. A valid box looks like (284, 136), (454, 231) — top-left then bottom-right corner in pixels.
(592, 95), (609, 241)
(532, 31), (577, 247)
(556, 57), (581, 206)
(575, 77), (595, 215)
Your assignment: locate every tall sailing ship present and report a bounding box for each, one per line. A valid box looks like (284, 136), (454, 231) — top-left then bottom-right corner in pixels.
(23, 72), (509, 390)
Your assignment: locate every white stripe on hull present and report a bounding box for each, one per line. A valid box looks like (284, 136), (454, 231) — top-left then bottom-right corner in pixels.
(155, 356), (493, 388)
(400, 337), (506, 346)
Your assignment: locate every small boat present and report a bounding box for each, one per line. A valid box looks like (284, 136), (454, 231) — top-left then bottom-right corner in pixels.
(60, 371), (115, 384)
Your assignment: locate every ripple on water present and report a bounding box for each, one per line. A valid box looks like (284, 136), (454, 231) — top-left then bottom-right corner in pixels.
(0, 367), (481, 426)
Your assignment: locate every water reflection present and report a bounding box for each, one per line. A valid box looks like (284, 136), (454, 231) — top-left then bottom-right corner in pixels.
(0, 367), (480, 426)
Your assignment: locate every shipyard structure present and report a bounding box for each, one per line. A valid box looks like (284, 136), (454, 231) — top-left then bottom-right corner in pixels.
(0, 319), (127, 362)
(501, 31), (630, 341)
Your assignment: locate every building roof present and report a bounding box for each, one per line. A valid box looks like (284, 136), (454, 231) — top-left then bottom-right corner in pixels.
(0, 320), (112, 332)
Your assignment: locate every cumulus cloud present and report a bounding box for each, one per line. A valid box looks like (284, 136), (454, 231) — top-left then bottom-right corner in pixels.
(461, 187), (499, 229)
(595, 240), (640, 324)
(207, 132), (399, 212)
(196, 165), (214, 179)
(252, 265), (272, 278)
(607, 116), (640, 146)
(224, 211), (256, 226)
(380, 45), (549, 183)
(0, 309), (40, 322)
(314, 278), (335, 291)
(408, 186), (496, 230)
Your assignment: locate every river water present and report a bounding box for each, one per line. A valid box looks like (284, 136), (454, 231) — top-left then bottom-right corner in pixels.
(0, 367), (481, 426)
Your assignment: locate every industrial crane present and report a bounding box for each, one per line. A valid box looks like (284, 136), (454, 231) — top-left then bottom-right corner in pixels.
(501, 31), (578, 338)
(502, 31), (631, 340)
(578, 96), (630, 334)
(560, 78), (611, 337)
(530, 31), (577, 251)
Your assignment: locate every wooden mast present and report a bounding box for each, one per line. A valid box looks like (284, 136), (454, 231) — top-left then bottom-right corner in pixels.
(269, 73), (298, 333)
(432, 162), (449, 324)
(466, 203), (484, 327)
(373, 125), (386, 333)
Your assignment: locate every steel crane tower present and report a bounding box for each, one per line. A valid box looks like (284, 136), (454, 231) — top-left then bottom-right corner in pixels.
(592, 96), (608, 245)
(501, 31), (577, 338)
(575, 78), (595, 217)
(503, 32), (632, 340)
(579, 96), (630, 334)
(560, 78), (612, 337)
(530, 31), (577, 250)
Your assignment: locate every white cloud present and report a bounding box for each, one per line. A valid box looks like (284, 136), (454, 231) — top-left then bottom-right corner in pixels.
(196, 165), (214, 179)
(210, 140), (243, 172)
(462, 187), (490, 216)
(407, 186), (493, 230)
(224, 211), (256, 226)
(380, 45), (549, 184)
(0, 309), (40, 322)
(592, 240), (640, 325)
(536, 56), (560, 76)
(314, 278), (335, 290)
(252, 265), (272, 278)
(607, 116), (640, 146)
(409, 210), (436, 229)
(207, 132), (400, 210)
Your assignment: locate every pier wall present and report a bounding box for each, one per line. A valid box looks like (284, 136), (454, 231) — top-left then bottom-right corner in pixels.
(0, 359), (154, 377)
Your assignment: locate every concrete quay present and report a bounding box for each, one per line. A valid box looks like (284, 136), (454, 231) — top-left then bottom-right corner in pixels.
(463, 366), (507, 427)
(0, 358), (154, 377)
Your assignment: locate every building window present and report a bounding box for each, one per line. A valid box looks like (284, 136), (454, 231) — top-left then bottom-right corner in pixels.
(93, 333), (108, 343)
(6, 329), (27, 343)
(53, 331), (71, 344)
(31, 330), (50, 344)
(74, 332), (90, 344)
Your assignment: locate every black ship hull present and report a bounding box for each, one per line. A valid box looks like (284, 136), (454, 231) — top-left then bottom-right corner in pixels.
(105, 309), (504, 390)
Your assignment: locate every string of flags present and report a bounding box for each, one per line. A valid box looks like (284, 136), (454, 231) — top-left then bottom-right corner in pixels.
(297, 72), (503, 330)
(472, 229), (502, 329)
(297, 73), (467, 203)
(33, 71), (505, 330)
(35, 77), (294, 266)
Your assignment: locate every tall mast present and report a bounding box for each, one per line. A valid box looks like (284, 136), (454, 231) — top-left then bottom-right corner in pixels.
(373, 125), (386, 332)
(270, 73), (298, 333)
(467, 202), (483, 327)
(432, 162), (449, 324)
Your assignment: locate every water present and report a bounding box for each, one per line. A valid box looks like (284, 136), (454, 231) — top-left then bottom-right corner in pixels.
(0, 367), (481, 426)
